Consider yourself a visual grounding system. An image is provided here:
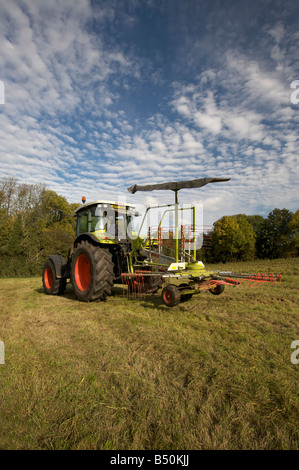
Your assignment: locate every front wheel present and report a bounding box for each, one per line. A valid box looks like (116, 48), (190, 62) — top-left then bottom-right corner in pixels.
(71, 241), (114, 302)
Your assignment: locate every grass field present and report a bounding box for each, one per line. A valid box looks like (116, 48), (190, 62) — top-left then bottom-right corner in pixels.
(0, 258), (298, 450)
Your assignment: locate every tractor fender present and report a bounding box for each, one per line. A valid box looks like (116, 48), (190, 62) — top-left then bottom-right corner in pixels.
(48, 254), (67, 278)
(73, 233), (102, 249)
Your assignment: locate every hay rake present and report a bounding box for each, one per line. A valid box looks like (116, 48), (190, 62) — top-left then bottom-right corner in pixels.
(126, 177), (282, 307)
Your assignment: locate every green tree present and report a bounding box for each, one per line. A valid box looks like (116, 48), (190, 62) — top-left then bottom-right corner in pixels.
(0, 213), (13, 255)
(0, 180), (78, 276)
(256, 208), (294, 259)
(286, 210), (299, 257)
(0, 177), (17, 216)
(7, 214), (24, 256)
(244, 214), (265, 238)
(211, 215), (256, 262)
(31, 190), (77, 269)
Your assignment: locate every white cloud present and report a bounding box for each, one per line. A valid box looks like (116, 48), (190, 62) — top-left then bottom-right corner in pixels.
(0, 1), (298, 228)
(194, 112), (222, 135)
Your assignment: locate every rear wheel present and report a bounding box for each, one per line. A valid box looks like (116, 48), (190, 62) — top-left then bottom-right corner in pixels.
(71, 241), (114, 302)
(42, 259), (67, 295)
(161, 284), (181, 307)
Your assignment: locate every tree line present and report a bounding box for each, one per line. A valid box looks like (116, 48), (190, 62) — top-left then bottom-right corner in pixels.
(200, 209), (299, 263)
(0, 178), (298, 277)
(0, 178), (78, 277)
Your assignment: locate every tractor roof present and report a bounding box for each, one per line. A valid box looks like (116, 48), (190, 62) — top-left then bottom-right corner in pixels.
(75, 200), (136, 213)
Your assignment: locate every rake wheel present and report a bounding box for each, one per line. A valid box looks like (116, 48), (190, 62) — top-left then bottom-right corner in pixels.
(161, 284), (181, 307)
(209, 284), (225, 295)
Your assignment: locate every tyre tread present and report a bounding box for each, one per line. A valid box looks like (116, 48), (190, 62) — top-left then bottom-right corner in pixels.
(71, 241), (114, 302)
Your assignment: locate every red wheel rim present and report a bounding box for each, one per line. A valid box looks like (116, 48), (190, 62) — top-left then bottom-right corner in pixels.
(163, 289), (173, 305)
(44, 267), (53, 289)
(75, 254), (91, 291)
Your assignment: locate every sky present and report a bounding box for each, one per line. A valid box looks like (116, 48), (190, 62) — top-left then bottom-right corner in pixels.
(0, 0), (298, 227)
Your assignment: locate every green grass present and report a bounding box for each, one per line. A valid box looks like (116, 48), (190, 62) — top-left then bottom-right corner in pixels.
(0, 258), (298, 450)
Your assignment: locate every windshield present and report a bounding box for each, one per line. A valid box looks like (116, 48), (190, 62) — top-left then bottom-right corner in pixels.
(76, 203), (135, 239)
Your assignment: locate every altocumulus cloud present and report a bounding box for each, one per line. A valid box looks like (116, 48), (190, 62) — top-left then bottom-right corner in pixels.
(0, 0), (298, 226)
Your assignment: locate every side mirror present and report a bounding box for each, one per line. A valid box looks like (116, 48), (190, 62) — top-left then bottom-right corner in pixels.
(57, 210), (76, 221)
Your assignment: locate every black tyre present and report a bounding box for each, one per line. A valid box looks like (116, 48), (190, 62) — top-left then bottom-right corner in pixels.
(42, 259), (67, 295)
(209, 283), (225, 295)
(161, 284), (181, 307)
(178, 283), (193, 302)
(146, 274), (163, 294)
(71, 241), (114, 302)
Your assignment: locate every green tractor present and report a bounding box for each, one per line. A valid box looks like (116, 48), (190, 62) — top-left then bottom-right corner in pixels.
(42, 199), (150, 302)
(42, 178), (282, 306)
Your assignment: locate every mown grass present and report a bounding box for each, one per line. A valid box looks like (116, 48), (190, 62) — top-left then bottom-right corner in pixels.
(0, 258), (298, 450)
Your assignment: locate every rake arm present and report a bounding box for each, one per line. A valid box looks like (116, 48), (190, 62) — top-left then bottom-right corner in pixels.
(216, 271), (282, 287)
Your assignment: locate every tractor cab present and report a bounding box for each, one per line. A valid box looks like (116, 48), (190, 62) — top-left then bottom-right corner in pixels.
(74, 200), (138, 243)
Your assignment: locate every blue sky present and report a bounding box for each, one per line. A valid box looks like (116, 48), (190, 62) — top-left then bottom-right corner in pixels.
(0, 0), (298, 226)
